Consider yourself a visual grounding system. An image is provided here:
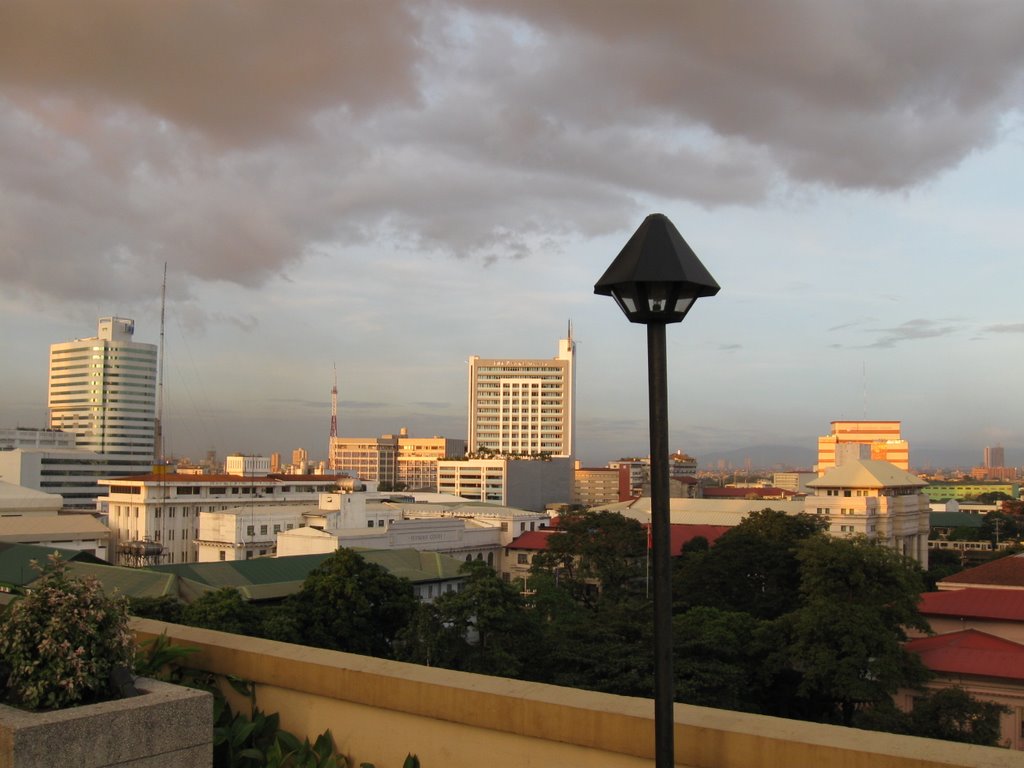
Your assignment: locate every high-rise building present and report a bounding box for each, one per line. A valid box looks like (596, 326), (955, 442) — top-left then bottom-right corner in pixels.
(816, 420), (908, 475)
(48, 317), (158, 464)
(984, 445), (1005, 469)
(467, 333), (575, 457)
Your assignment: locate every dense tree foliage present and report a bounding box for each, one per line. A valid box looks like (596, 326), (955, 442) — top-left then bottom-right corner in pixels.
(182, 587), (261, 636)
(289, 548), (417, 657)
(398, 561), (540, 677)
(127, 594), (185, 623)
(783, 536), (931, 725)
(854, 687), (1008, 746)
(531, 510), (647, 603)
(924, 548), (963, 589)
(675, 509), (825, 619)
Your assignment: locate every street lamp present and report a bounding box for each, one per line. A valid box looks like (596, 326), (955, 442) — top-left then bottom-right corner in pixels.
(595, 213), (719, 768)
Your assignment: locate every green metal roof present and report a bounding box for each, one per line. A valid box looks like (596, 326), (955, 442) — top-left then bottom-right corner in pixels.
(930, 512), (984, 528)
(352, 549), (466, 582)
(0, 543), (105, 590)
(59, 561), (177, 599)
(148, 553), (333, 587)
(142, 549), (466, 602)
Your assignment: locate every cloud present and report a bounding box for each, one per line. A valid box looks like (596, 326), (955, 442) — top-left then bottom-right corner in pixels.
(340, 400), (390, 410)
(864, 318), (960, 348)
(983, 323), (1024, 334)
(1, 1), (1023, 309)
(718, 343), (742, 352)
(269, 398), (328, 410)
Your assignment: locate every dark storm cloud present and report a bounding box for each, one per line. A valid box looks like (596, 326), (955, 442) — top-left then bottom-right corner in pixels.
(0, 0), (420, 143)
(1, 0), (1023, 308)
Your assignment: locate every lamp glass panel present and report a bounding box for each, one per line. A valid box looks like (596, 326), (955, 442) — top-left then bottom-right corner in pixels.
(674, 297), (695, 314)
(647, 284), (668, 314)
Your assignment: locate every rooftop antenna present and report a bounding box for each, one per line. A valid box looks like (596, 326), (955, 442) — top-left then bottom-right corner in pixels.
(329, 364), (338, 469)
(155, 262), (167, 465)
(862, 361), (867, 419)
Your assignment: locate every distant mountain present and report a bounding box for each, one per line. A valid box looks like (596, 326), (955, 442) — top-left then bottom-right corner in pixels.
(697, 445), (816, 472)
(698, 444), (1021, 473)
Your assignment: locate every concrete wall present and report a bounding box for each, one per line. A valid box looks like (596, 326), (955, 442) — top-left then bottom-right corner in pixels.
(0, 677), (211, 767)
(133, 619), (1021, 768)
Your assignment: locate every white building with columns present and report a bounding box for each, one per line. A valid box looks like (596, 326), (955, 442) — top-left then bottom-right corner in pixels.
(805, 459), (930, 566)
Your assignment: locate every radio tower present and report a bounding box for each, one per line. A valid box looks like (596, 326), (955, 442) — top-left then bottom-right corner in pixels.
(328, 364), (338, 469)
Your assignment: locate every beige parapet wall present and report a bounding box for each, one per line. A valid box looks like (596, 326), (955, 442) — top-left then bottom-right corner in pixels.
(133, 618), (1019, 768)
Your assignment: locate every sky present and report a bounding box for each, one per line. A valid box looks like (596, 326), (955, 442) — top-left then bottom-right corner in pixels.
(1, 1), (1023, 469)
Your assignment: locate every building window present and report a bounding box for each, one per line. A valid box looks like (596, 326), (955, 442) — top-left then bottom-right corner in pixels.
(377, 520), (385, 528)
(219, 551), (226, 561)
(246, 550), (253, 560)
(260, 525), (268, 535)
(273, 524), (281, 534)
(246, 525), (255, 536)
(517, 553), (528, 565)
(367, 521), (374, 528)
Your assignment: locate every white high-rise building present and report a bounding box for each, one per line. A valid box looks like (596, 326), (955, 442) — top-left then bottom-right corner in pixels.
(467, 333), (575, 457)
(48, 317), (158, 464)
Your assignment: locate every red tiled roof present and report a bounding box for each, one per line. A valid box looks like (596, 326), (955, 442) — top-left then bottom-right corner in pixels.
(663, 524), (731, 555)
(939, 554), (1024, 589)
(918, 588), (1024, 622)
(102, 473), (339, 483)
(507, 530), (558, 550)
(701, 487), (795, 499)
(905, 629), (1024, 681)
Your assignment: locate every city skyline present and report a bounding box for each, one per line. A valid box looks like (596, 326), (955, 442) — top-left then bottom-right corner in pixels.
(2, 3), (1023, 466)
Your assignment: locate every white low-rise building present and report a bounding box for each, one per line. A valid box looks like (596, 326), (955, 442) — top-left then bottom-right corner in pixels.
(275, 493), (552, 573)
(99, 472), (348, 565)
(806, 459), (930, 565)
(0, 479), (109, 559)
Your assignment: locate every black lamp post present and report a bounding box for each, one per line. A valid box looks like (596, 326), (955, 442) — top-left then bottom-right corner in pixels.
(595, 213), (719, 768)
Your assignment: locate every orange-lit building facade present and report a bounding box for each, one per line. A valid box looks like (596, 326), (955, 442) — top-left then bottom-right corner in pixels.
(816, 420), (909, 475)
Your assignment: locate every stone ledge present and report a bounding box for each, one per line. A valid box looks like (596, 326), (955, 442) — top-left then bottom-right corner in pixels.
(0, 677), (212, 768)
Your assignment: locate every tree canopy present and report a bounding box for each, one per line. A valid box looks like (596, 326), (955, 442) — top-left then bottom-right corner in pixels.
(289, 548), (417, 657)
(784, 536), (930, 725)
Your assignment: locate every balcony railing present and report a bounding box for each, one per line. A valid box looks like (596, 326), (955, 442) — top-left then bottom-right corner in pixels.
(132, 618), (1020, 768)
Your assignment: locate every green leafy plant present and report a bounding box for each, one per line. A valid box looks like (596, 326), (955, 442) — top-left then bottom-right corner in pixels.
(134, 631), (200, 682)
(0, 552), (134, 710)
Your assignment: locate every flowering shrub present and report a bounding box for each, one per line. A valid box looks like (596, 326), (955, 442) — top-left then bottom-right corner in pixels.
(0, 553), (134, 710)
